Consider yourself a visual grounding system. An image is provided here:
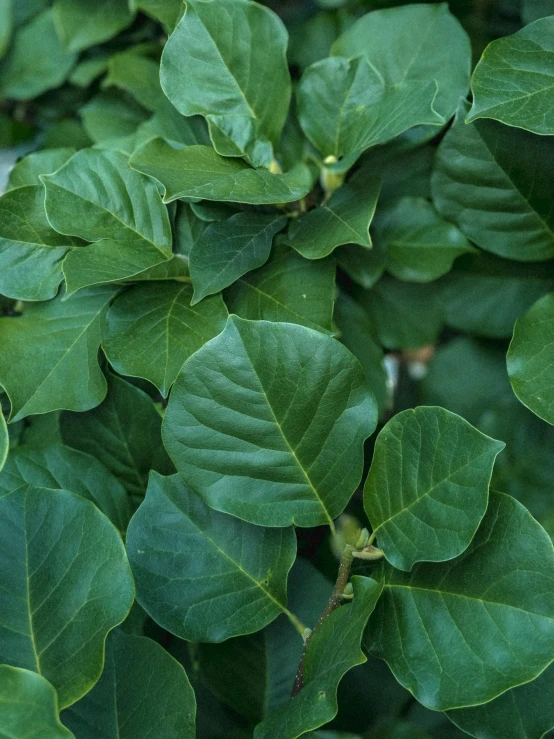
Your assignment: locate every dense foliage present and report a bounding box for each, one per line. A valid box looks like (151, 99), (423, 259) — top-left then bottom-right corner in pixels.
(1, 0), (554, 737)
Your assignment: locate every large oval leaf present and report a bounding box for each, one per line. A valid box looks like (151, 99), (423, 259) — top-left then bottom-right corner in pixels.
(507, 292), (554, 426)
(61, 632), (196, 739)
(0, 485), (134, 708)
(364, 407), (505, 571)
(367, 492), (554, 711)
(162, 316), (377, 527)
(126, 472), (297, 641)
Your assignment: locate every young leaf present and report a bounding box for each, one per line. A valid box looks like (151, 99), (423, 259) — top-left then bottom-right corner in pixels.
(375, 197), (474, 283)
(126, 472), (297, 641)
(286, 176), (380, 259)
(447, 662), (554, 739)
(60, 373), (173, 500)
(468, 16), (554, 134)
(190, 213), (286, 303)
(0, 185), (82, 301)
(225, 244), (336, 333)
(103, 282), (228, 396)
(364, 407), (505, 571)
(6, 147), (75, 190)
(129, 139), (313, 205)
(52, 0), (134, 52)
(61, 631), (196, 739)
(297, 56), (442, 171)
(254, 577), (383, 739)
(331, 4), (470, 123)
(160, 0), (291, 167)
(432, 103), (554, 262)
(367, 492), (554, 711)
(162, 316), (377, 527)
(0, 286), (117, 422)
(0, 444), (131, 532)
(0, 666), (73, 739)
(507, 292), (554, 426)
(0, 485), (134, 708)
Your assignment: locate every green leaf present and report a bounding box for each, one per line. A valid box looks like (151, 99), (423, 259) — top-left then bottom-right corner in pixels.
(0, 286), (117, 422)
(225, 244), (336, 333)
(0, 444), (131, 532)
(336, 242), (386, 290)
(364, 407), (505, 571)
(104, 51), (165, 112)
(468, 17), (554, 134)
(190, 213), (286, 303)
(6, 147), (75, 190)
(162, 316), (377, 527)
(80, 92), (148, 147)
(522, 0), (554, 23)
(160, 0), (291, 167)
(103, 282), (228, 396)
(0, 484), (134, 708)
(0, 666), (73, 739)
(60, 373), (173, 500)
(331, 3), (471, 123)
(126, 472), (297, 641)
(0, 0), (12, 59)
(0, 185), (82, 301)
(286, 175), (380, 259)
(432, 102), (554, 262)
(131, 0), (184, 29)
(61, 631), (196, 739)
(447, 662), (554, 739)
(0, 9), (76, 99)
(129, 139), (313, 205)
(297, 55), (442, 172)
(69, 56), (110, 87)
(134, 98), (210, 150)
(507, 291), (554, 426)
(52, 0), (135, 53)
(254, 577), (383, 739)
(375, 197), (473, 283)
(367, 492), (554, 711)
(0, 411), (7, 473)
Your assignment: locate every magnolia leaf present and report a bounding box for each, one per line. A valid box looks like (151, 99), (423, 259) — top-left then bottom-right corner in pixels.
(134, 98), (210, 149)
(336, 242), (386, 290)
(0, 9), (77, 99)
(432, 102), (554, 262)
(225, 244), (335, 333)
(287, 176), (380, 259)
(60, 373), (173, 500)
(131, 0), (184, 29)
(0, 412), (7, 473)
(0, 484), (134, 708)
(447, 662), (554, 739)
(0, 444), (131, 532)
(375, 197), (474, 283)
(69, 56), (110, 87)
(0, 666), (74, 739)
(331, 3), (471, 123)
(129, 139), (313, 205)
(126, 472), (297, 641)
(190, 213), (286, 303)
(162, 316), (377, 527)
(297, 56), (442, 171)
(364, 407), (505, 571)
(61, 632), (196, 739)
(104, 51), (164, 112)
(80, 92), (148, 147)
(42, 149), (173, 290)
(0, 185), (82, 301)
(522, 0), (554, 23)
(52, 0), (135, 53)
(368, 492), (554, 711)
(103, 282), (228, 396)
(507, 292), (554, 426)
(6, 147), (75, 190)
(254, 577), (383, 739)
(160, 0), (291, 167)
(0, 286), (117, 422)
(468, 17), (554, 134)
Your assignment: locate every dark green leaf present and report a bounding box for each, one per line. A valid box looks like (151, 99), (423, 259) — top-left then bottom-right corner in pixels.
(61, 631), (196, 739)
(0, 484), (134, 708)
(134, 99), (210, 149)
(127, 472), (297, 641)
(103, 282), (228, 396)
(364, 407), (505, 571)
(80, 92), (148, 147)
(104, 51), (165, 112)
(190, 213), (286, 303)
(52, 0), (135, 53)
(130, 0), (184, 29)
(163, 316), (377, 527)
(522, 0), (554, 23)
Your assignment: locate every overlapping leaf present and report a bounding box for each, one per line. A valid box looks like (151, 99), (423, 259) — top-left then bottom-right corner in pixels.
(6, 148), (75, 190)
(127, 472), (297, 641)
(52, 0), (134, 52)
(0, 412), (7, 473)
(163, 316), (377, 527)
(103, 51), (164, 112)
